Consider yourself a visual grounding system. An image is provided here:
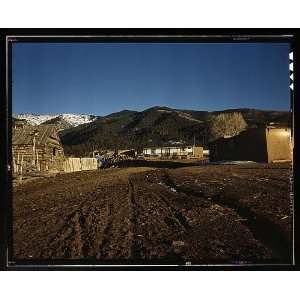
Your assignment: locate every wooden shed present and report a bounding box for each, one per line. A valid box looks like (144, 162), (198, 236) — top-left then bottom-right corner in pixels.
(12, 124), (65, 174)
(208, 126), (292, 163)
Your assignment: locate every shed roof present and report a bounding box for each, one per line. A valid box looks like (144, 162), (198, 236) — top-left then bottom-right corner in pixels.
(12, 125), (60, 146)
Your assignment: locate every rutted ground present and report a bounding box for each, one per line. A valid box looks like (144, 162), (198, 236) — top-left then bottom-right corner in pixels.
(12, 163), (292, 264)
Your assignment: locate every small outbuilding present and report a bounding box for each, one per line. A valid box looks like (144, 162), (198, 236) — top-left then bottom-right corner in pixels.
(12, 123), (65, 174)
(208, 126), (292, 163)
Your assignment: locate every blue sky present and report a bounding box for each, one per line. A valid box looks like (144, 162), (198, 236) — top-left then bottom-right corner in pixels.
(12, 42), (291, 116)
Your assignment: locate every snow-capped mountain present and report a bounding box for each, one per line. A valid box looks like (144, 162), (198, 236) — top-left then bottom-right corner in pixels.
(14, 113), (97, 127)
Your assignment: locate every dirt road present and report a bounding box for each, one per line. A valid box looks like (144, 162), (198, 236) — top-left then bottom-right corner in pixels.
(12, 162), (292, 264)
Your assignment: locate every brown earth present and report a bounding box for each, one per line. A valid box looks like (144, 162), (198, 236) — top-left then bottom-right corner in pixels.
(12, 161), (293, 265)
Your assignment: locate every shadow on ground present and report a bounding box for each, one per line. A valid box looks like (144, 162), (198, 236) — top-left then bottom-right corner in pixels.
(115, 159), (206, 169)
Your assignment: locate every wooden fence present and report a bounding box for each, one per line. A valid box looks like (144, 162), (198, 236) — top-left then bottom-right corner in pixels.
(12, 152), (24, 178)
(63, 157), (98, 173)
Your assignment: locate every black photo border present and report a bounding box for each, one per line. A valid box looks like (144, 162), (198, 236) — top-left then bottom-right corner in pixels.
(0, 28), (299, 271)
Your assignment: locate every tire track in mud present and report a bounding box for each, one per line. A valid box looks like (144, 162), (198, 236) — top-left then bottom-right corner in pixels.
(96, 181), (137, 260)
(96, 202), (114, 259)
(128, 174), (191, 260)
(42, 198), (111, 259)
(128, 178), (142, 259)
(43, 208), (85, 258)
(144, 172), (193, 231)
(155, 192), (191, 231)
(161, 171), (292, 262)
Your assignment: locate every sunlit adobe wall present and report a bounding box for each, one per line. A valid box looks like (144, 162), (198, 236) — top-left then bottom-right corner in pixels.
(266, 128), (292, 162)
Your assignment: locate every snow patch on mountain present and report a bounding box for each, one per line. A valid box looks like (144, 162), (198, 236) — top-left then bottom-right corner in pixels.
(58, 114), (97, 126)
(15, 113), (97, 127)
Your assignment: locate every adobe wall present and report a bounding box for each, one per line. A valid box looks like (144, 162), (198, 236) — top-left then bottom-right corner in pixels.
(193, 146), (203, 158)
(266, 128), (292, 162)
(209, 128), (268, 162)
(233, 128), (268, 162)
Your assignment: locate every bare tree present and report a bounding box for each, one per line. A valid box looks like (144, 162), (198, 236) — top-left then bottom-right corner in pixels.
(209, 112), (247, 141)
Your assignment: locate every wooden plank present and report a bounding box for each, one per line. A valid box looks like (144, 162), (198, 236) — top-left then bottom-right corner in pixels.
(20, 154), (24, 180)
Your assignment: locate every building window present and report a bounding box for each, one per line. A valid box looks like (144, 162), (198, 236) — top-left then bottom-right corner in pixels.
(53, 147), (56, 156)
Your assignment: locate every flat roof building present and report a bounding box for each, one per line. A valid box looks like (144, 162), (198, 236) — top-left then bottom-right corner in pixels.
(143, 145), (203, 159)
(208, 126), (292, 163)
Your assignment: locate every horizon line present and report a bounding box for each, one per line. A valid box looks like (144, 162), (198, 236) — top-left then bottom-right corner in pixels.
(13, 105), (291, 117)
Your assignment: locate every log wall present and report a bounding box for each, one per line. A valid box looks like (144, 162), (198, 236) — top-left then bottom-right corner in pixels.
(12, 143), (65, 175)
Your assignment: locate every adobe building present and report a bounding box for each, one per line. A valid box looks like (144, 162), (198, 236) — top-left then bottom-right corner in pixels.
(143, 145), (203, 159)
(208, 126), (292, 163)
(12, 122), (65, 174)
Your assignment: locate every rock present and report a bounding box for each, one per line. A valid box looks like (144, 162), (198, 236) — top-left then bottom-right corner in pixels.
(172, 240), (185, 254)
(172, 240), (185, 247)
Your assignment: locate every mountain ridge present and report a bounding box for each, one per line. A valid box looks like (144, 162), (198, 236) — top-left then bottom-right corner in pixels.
(14, 113), (98, 127)
(57, 106), (290, 156)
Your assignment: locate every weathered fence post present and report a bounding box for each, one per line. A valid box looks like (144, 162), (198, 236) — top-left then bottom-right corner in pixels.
(12, 155), (16, 175)
(36, 150), (40, 171)
(32, 135), (36, 166)
(17, 153), (20, 175)
(19, 154), (24, 182)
